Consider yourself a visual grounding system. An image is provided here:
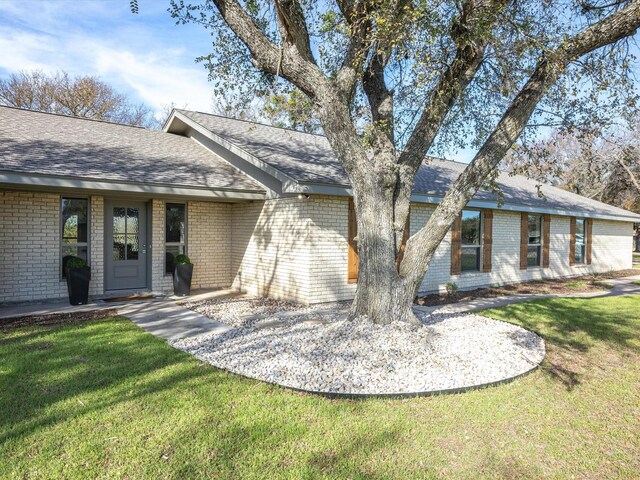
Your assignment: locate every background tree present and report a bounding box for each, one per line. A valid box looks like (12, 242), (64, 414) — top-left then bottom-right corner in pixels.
(507, 127), (640, 214)
(263, 88), (322, 133)
(169, 0), (640, 325)
(0, 70), (154, 127)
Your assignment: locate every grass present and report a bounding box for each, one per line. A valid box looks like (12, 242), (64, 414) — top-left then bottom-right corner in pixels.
(2, 297), (639, 479)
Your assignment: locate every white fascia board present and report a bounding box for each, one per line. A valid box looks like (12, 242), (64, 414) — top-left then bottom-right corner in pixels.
(161, 109), (178, 132)
(283, 183), (640, 222)
(170, 111), (295, 187)
(0, 171), (265, 201)
(410, 194), (640, 223)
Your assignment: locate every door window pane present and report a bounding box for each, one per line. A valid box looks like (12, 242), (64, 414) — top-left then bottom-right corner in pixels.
(127, 236), (139, 260)
(127, 208), (139, 234)
(113, 234), (126, 260)
(113, 207), (126, 234)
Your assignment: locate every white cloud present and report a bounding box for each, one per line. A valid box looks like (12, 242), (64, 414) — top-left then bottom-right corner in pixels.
(0, 0), (215, 116)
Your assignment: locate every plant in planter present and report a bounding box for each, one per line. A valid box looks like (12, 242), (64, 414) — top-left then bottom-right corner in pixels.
(64, 256), (91, 305)
(173, 254), (193, 296)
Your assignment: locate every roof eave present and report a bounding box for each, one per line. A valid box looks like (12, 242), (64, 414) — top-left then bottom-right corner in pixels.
(286, 181), (640, 222)
(0, 171), (266, 201)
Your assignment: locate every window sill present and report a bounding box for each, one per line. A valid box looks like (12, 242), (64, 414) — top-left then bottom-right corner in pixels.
(458, 270), (487, 277)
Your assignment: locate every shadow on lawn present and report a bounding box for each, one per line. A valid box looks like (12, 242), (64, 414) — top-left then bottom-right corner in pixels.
(0, 317), (240, 443)
(485, 297), (639, 353)
(484, 296), (640, 390)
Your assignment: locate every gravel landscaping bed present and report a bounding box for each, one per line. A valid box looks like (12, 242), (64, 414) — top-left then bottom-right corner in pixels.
(415, 271), (636, 307)
(183, 297), (350, 328)
(173, 299), (545, 395)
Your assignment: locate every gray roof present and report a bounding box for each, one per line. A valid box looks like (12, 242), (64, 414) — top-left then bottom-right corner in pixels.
(179, 109), (640, 221)
(0, 106), (264, 192)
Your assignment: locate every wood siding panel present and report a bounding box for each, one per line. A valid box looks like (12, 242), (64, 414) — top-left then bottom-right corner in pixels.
(520, 212), (528, 270)
(586, 218), (593, 265)
(482, 210), (493, 272)
(542, 214), (551, 268)
(347, 198), (358, 282)
(569, 216), (576, 267)
(450, 215), (462, 275)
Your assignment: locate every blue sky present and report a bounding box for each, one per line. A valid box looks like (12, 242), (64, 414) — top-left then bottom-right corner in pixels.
(0, 1), (216, 117)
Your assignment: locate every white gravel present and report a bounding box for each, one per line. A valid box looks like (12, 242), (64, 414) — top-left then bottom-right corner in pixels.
(172, 299), (545, 395)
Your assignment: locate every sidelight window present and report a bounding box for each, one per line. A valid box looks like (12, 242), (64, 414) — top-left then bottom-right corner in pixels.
(165, 203), (186, 274)
(61, 198), (89, 276)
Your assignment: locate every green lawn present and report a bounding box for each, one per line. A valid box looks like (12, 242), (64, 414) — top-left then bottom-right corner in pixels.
(2, 297), (639, 479)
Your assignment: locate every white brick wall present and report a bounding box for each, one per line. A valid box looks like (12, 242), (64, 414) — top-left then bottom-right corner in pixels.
(150, 199), (173, 293)
(307, 196), (357, 303)
(89, 195), (104, 295)
(0, 190), (633, 304)
(0, 191), (106, 303)
(188, 201), (233, 290)
(301, 197), (634, 301)
(231, 198), (311, 303)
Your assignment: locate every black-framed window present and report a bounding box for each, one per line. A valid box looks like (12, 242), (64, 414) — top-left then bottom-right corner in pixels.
(528, 214), (543, 266)
(575, 218), (586, 264)
(61, 198), (89, 276)
(461, 209), (481, 272)
(165, 203), (186, 274)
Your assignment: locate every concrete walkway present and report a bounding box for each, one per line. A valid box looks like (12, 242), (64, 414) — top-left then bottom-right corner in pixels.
(414, 275), (640, 316)
(117, 300), (231, 340)
(0, 289), (234, 340)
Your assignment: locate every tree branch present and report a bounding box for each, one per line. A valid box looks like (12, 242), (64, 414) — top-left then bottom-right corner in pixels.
(398, 0), (509, 171)
(400, 0), (640, 286)
(211, 0), (324, 97)
(273, 0), (315, 63)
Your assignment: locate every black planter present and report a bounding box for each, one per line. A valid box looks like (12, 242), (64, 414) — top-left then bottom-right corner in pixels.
(173, 263), (193, 296)
(66, 266), (91, 305)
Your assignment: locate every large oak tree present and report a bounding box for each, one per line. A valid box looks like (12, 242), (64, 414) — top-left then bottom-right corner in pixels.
(169, 0), (640, 325)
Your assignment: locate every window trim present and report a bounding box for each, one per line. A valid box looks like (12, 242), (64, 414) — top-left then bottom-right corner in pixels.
(575, 218), (586, 265)
(60, 196), (90, 279)
(165, 202), (188, 275)
(460, 209), (482, 273)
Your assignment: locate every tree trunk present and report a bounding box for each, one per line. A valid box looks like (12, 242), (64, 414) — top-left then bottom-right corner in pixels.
(348, 184), (421, 325)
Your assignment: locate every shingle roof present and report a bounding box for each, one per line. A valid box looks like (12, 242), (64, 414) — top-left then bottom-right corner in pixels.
(179, 109), (640, 221)
(0, 106), (264, 192)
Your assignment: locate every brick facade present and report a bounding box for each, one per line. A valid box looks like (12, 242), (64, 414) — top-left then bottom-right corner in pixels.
(231, 198), (311, 302)
(0, 190), (634, 304)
